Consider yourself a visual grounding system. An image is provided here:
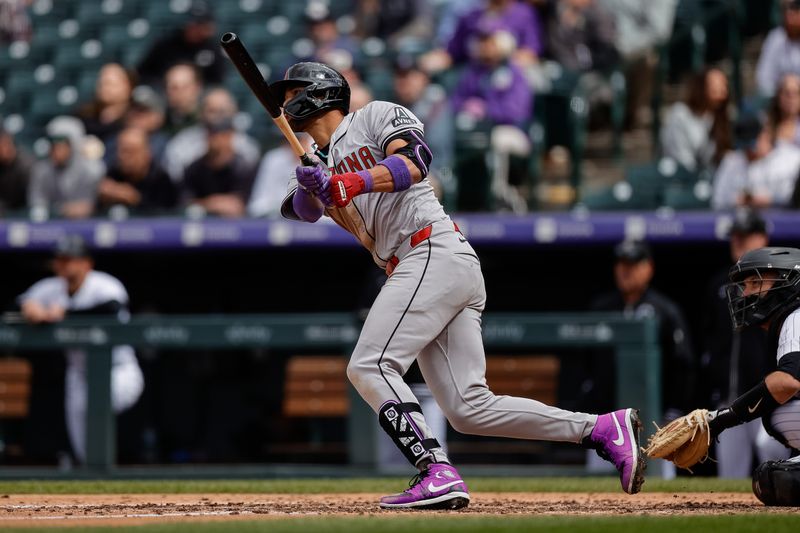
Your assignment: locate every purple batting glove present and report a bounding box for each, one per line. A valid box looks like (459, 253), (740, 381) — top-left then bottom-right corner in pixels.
(296, 164), (330, 196)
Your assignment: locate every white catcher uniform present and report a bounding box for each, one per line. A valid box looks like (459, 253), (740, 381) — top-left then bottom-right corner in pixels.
(19, 271), (144, 463)
(766, 308), (800, 451)
(283, 101), (596, 466)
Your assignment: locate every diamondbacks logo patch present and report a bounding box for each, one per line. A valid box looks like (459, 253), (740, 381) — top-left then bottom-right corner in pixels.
(391, 106), (417, 127)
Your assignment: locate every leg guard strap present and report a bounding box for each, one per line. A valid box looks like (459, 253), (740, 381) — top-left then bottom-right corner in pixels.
(379, 401), (442, 465)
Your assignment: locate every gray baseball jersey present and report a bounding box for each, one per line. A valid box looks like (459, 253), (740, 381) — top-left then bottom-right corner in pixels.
(282, 101), (448, 268)
(283, 100), (598, 469)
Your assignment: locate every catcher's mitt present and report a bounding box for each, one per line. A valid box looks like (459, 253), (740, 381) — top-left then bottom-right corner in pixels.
(644, 409), (711, 471)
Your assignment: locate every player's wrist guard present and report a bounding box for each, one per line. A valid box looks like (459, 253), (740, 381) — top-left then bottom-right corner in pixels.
(330, 171), (371, 207)
(709, 380), (780, 437)
(378, 155), (413, 192)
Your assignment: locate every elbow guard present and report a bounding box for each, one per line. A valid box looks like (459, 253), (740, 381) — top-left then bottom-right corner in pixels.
(388, 130), (433, 179)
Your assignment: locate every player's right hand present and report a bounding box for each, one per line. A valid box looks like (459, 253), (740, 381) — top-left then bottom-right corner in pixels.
(296, 164), (333, 207)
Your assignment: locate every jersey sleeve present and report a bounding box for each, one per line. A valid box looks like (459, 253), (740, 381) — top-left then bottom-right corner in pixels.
(18, 278), (61, 306)
(364, 101), (425, 155)
(777, 309), (800, 361)
(280, 173), (301, 221)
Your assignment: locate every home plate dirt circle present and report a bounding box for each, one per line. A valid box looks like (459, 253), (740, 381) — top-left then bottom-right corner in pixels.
(0, 493), (796, 527)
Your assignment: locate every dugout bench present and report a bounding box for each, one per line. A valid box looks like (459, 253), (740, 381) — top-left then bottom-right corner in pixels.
(0, 313), (659, 476)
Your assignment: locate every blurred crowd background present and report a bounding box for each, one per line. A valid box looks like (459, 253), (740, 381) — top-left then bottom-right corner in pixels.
(0, 0), (798, 478)
(0, 0), (797, 217)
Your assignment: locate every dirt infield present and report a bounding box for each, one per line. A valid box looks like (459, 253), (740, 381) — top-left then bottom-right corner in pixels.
(0, 492), (797, 527)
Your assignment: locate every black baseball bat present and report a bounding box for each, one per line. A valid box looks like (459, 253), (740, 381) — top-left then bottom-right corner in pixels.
(220, 32), (313, 166)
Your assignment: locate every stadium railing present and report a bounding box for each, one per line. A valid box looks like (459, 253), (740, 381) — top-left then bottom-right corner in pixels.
(0, 312), (659, 478)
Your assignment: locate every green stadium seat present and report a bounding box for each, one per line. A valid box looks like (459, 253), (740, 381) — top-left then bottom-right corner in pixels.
(662, 181), (712, 210)
(29, 0), (75, 21)
(144, 1), (189, 31)
(75, 0), (139, 30)
(52, 40), (110, 75)
(76, 70), (99, 102)
(580, 180), (658, 211)
(30, 85), (81, 126)
(122, 42), (150, 68)
(0, 41), (36, 74)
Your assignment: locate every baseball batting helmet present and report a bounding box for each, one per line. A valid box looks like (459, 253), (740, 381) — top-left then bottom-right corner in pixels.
(269, 62), (350, 123)
(726, 247), (800, 330)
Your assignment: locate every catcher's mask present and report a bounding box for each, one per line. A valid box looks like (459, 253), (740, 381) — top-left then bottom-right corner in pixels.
(269, 62), (350, 128)
(726, 247), (800, 330)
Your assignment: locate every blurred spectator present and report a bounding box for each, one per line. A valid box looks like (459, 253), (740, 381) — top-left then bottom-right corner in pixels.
(163, 63), (204, 135)
(591, 240), (695, 419)
(700, 208), (791, 478)
(28, 117), (105, 219)
(433, 0), (482, 47)
(756, 0), (800, 97)
(356, 0), (434, 48)
(0, 124), (33, 215)
(97, 127), (177, 214)
(115, 85), (170, 165)
(421, 0), (543, 73)
(766, 74), (800, 146)
(0, 0), (31, 42)
(315, 48), (373, 110)
(183, 117), (255, 218)
(544, 0), (618, 74)
(163, 88), (260, 182)
(392, 55), (453, 182)
(248, 134), (314, 218)
(711, 110), (800, 209)
(17, 235), (144, 466)
(597, 0), (678, 128)
(75, 63), (136, 145)
(301, 6), (359, 64)
(350, 83), (374, 113)
(660, 68), (732, 172)
(451, 24), (533, 212)
(137, 0), (225, 86)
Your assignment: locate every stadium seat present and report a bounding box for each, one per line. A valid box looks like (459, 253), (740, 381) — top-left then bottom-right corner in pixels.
(0, 41), (36, 75)
(30, 86), (81, 126)
(53, 40), (110, 75)
(580, 180), (657, 210)
(144, 1), (188, 31)
(75, 0), (138, 30)
(662, 181), (712, 210)
(29, 0), (75, 21)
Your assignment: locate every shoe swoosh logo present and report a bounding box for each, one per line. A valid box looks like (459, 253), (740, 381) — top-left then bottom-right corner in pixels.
(748, 399), (763, 414)
(612, 413), (626, 446)
(427, 480), (463, 492)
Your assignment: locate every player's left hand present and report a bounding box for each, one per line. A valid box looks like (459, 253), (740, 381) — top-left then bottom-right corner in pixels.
(296, 164), (333, 208)
(330, 172), (367, 207)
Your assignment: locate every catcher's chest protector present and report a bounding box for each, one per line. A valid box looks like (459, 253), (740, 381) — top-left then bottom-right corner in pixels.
(753, 458), (800, 506)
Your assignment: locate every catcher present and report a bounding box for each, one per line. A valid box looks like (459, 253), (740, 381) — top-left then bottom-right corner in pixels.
(646, 246), (800, 505)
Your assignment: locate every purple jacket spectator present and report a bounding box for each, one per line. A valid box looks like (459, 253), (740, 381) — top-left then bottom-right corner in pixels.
(451, 62), (532, 127)
(447, 1), (543, 64)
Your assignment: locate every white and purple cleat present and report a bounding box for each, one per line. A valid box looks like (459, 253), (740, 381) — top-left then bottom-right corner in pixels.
(590, 408), (646, 494)
(379, 463), (470, 510)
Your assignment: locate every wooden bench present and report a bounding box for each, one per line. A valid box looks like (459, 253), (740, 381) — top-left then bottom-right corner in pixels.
(282, 354), (559, 418)
(0, 357), (32, 418)
(485, 355), (559, 406)
(283, 356), (349, 417)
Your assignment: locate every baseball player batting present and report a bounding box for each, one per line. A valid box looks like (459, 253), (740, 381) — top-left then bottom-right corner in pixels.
(274, 62), (645, 509)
